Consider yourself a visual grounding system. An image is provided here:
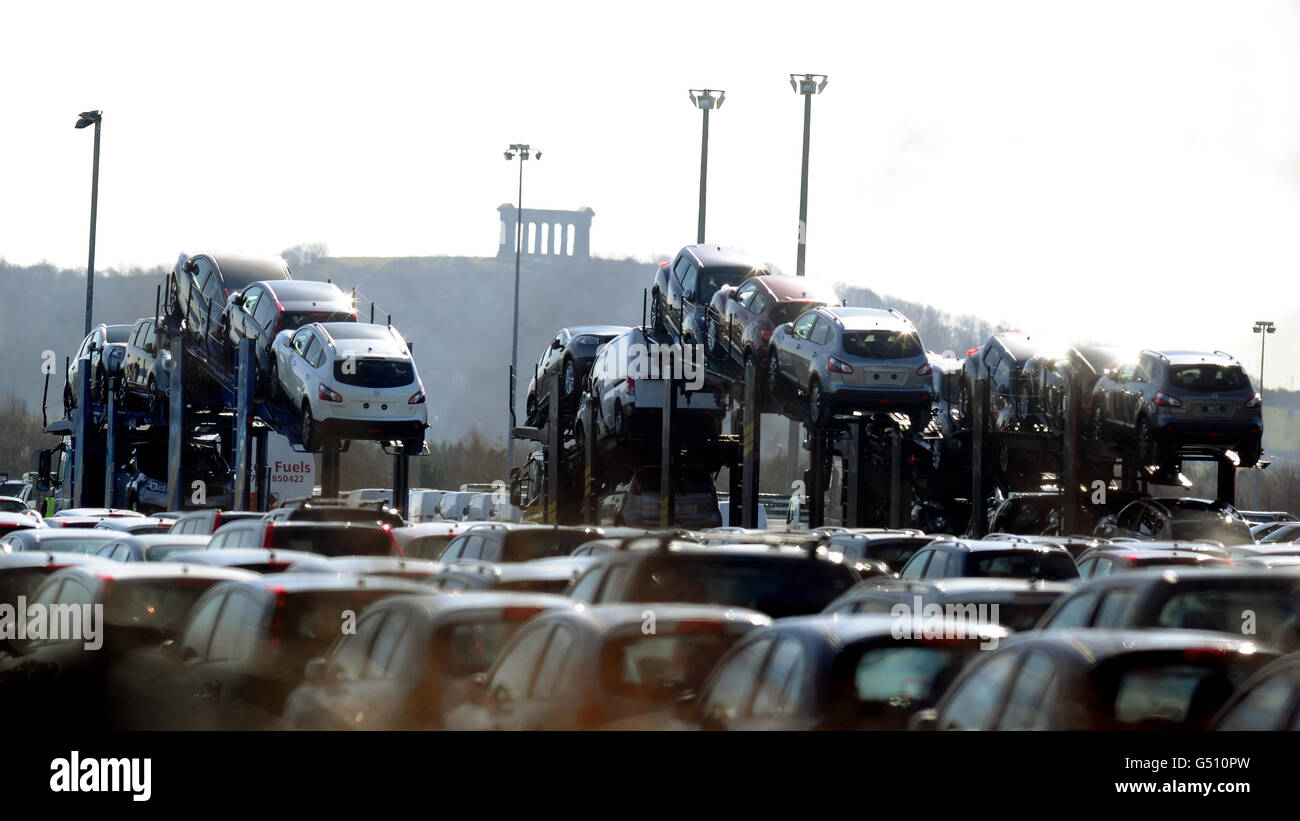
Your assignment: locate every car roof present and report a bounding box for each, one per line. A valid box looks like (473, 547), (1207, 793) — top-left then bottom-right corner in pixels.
(926, 577), (1077, 595)
(820, 306), (912, 332)
(290, 556), (444, 574)
(375, 591), (577, 619)
(262, 279), (346, 302)
(931, 538), (1071, 554)
(166, 548), (323, 566)
(564, 325), (629, 337)
(316, 322), (408, 356)
(563, 603), (771, 632)
(59, 562), (261, 582)
(1067, 567), (1300, 589)
(754, 275), (839, 302)
(681, 244), (766, 270)
(205, 252), (292, 287)
(101, 534), (213, 547)
(779, 613), (1009, 644)
(9, 527), (111, 542)
(217, 571), (429, 593)
(1152, 350), (1240, 366)
(1086, 547), (1227, 562)
(1001, 627), (1274, 657)
(0, 552), (112, 570)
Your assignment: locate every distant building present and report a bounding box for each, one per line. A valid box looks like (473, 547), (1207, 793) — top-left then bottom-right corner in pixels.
(497, 205), (593, 259)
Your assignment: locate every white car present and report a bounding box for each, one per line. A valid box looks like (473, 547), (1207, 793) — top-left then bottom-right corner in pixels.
(272, 322), (428, 452)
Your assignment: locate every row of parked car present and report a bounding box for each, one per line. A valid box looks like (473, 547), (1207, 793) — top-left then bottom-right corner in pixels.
(65, 251), (428, 453)
(3, 490), (1300, 731)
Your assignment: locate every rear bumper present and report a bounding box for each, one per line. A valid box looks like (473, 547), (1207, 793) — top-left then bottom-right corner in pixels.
(318, 417), (427, 441)
(1151, 417), (1261, 446)
(825, 386), (932, 413)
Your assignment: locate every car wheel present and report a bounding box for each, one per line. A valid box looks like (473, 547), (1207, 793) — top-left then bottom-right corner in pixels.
(767, 350), (781, 392)
(809, 379), (827, 427)
(1239, 442), (1262, 466)
(650, 291), (663, 336)
(707, 319), (725, 360)
(147, 377), (159, 417)
(614, 403), (625, 439)
(302, 402), (320, 452)
(1092, 406), (1106, 440)
(1135, 417), (1154, 465)
(525, 393), (536, 425)
(563, 358), (577, 398)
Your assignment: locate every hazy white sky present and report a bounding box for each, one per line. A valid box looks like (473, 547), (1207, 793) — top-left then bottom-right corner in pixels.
(3, 0), (1299, 386)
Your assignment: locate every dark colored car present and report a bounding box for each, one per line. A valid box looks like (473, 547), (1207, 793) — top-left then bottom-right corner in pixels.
(981, 532), (1111, 560)
(116, 440), (234, 515)
(821, 531), (939, 574)
(1091, 349), (1262, 466)
(0, 527), (115, 555)
(705, 274), (840, 370)
(677, 614), (1008, 731)
(986, 488), (1148, 539)
(117, 317), (170, 413)
(566, 539), (859, 619)
(1074, 545), (1234, 578)
(265, 498), (405, 529)
(169, 252), (292, 347)
(1258, 521), (1300, 544)
(1093, 497), (1253, 545)
(437, 524), (602, 564)
(0, 552), (109, 613)
(959, 331), (1045, 434)
(606, 465), (722, 529)
(1212, 652), (1300, 730)
(207, 519), (400, 557)
(898, 538), (1080, 582)
(650, 245), (768, 346)
(223, 278), (357, 372)
(913, 629), (1279, 731)
(1019, 345), (1123, 433)
(524, 325), (628, 426)
(824, 577), (1072, 631)
(288, 555), (445, 582)
(167, 509), (265, 536)
(93, 517), (172, 535)
(65, 322), (132, 412)
(444, 604), (768, 730)
(110, 572), (428, 729)
(92, 534), (211, 562)
(0, 512), (40, 540)
(283, 592), (577, 730)
(0, 563), (260, 730)
(1037, 569), (1300, 651)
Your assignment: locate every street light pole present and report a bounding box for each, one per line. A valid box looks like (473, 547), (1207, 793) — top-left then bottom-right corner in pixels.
(1253, 320), (1276, 506)
(75, 110), (102, 337)
(790, 74), (826, 277)
(688, 90), (724, 244)
(505, 144), (540, 476)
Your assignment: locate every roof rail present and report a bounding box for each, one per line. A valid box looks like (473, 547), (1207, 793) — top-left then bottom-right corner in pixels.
(1140, 349), (1170, 364)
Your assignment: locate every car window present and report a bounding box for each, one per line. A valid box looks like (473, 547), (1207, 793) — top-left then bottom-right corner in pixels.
(938, 649), (1021, 730)
(179, 593), (225, 662)
(1093, 588), (1138, 628)
(1076, 557), (1095, 578)
(1116, 504), (1142, 530)
(488, 624), (553, 703)
(1215, 669), (1300, 731)
(1138, 507), (1164, 537)
(900, 550), (932, 580)
(569, 567), (605, 603)
(364, 611), (408, 678)
(460, 535), (484, 561)
(1044, 591), (1099, 628)
(672, 257), (689, 284)
(440, 536), (467, 561)
(792, 313), (817, 340)
(750, 291), (770, 316)
(531, 625), (577, 699)
(292, 328), (313, 356)
(598, 564), (630, 602)
(809, 318), (833, 346)
(304, 335), (324, 368)
(997, 651), (1058, 730)
(699, 636), (773, 722)
(749, 638), (807, 718)
(206, 591), (263, 662)
(682, 265), (699, 298)
(254, 290), (279, 326)
(242, 286), (262, 317)
(734, 281), (758, 309)
(329, 610), (385, 682)
(1114, 363), (1137, 382)
(922, 551), (950, 579)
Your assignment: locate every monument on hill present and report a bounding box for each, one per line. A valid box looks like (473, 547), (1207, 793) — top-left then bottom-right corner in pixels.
(497, 205), (593, 259)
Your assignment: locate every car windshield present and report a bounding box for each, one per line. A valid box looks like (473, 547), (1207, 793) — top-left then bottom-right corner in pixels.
(333, 358), (415, 388)
(270, 527), (392, 556)
(600, 631), (737, 700)
(0, 482), (28, 497)
(1168, 364), (1250, 392)
(105, 326), (133, 343)
(842, 331), (922, 360)
(502, 530), (595, 562)
(282, 310), (355, 328)
(1155, 587), (1300, 650)
(403, 534), (454, 560)
(1109, 662), (1244, 728)
(37, 537), (114, 554)
(631, 557), (856, 618)
(967, 551), (1078, 581)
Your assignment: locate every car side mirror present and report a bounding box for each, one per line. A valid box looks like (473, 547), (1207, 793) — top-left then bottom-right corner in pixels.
(780, 322), (794, 334)
(909, 708), (938, 731)
(304, 657), (327, 681)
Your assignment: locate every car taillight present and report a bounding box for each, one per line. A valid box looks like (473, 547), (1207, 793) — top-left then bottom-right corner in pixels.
(675, 619), (725, 634)
(262, 525), (275, 549)
(383, 522), (403, 556)
(318, 384), (343, 402)
(503, 606), (543, 620)
(1183, 647), (1231, 661)
(1246, 393), (1262, 409)
(1154, 391), (1182, 407)
(760, 329), (772, 341)
(408, 388), (426, 405)
(625, 378), (635, 398)
(828, 357), (854, 374)
(916, 363), (933, 376)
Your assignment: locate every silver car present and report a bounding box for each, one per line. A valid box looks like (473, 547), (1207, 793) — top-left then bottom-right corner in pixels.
(767, 306), (931, 426)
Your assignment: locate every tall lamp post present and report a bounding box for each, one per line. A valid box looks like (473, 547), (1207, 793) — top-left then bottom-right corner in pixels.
(1253, 320), (1276, 506)
(790, 73), (826, 277)
(788, 74), (827, 493)
(75, 110), (102, 337)
(688, 89), (724, 243)
(504, 143), (540, 475)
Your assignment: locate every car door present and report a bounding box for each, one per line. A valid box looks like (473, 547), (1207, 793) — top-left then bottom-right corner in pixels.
(349, 608), (415, 729)
(806, 317), (835, 383)
(167, 590), (226, 728)
(995, 650), (1061, 730)
(234, 286), (262, 344)
(726, 280), (760, 352)
(252, 289), (280, 353)
(287, 327), (316, 402)
(289, 605), (386, 729)
(194, 589), (269, 728)
(935, 646), (1024, 730)
(729, 636), (816, 730)
(186, 258), (215, 333)
(480, 623), (555, 729)
(667, 258), (692, 333)
(1108, 363), (1138, 431)
(785, 312), (819, 384)
(511, 624), (580, 729)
